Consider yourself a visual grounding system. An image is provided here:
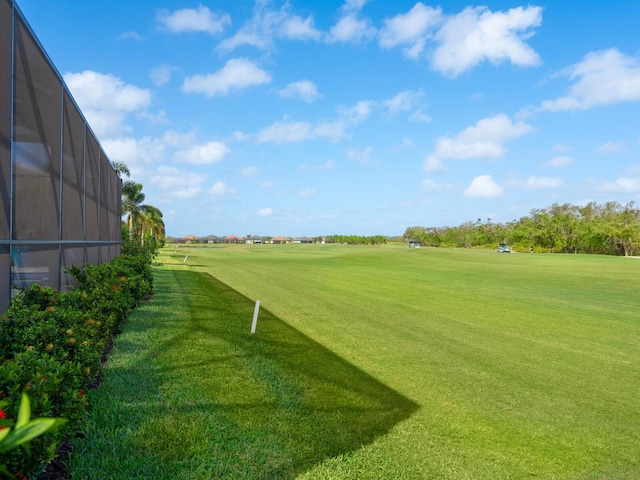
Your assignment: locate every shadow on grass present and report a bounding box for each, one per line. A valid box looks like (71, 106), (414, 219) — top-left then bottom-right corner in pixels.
(117, 268), (419, 478)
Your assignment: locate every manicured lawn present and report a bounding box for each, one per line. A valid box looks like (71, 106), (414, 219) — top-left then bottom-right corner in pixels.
(69, 245), (640, 479)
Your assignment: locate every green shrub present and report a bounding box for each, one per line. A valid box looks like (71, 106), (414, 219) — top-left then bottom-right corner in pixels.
(1, 287), (103, 374)
(0, 350), (86, 477)
(0, 245), (155, 478)
(0, 393), (67, 479)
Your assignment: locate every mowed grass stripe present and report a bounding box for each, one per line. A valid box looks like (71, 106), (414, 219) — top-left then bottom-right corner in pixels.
(70, 245), (639, 479)
(174, 244), (639, 478)
(69, 261), (418, 479)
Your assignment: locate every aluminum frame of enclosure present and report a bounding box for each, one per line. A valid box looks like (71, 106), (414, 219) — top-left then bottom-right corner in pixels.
(0, 0), (122, 313)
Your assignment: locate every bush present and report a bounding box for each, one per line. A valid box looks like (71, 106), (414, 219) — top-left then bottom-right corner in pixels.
(0, 393), (67, 479)
(0, 247), (155, 478)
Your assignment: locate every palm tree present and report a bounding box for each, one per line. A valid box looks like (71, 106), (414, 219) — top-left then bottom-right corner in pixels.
(139, 205), (165, 245)
(112, 160), (131, 178)
(122, 181), (145, 240)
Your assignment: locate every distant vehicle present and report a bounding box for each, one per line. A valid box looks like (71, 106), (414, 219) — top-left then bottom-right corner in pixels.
(409, 242), (421, 248)
(497, 243), (511, 253)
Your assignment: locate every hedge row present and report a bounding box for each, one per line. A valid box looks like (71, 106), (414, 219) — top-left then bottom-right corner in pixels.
(0, 241), (155, 478)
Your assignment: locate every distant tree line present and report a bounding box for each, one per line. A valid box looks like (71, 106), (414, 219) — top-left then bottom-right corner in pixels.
(403, 201), (640, 256)
(319, 234), (388, 245)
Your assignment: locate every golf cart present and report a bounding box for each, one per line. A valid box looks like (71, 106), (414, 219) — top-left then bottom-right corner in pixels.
(497, 243), (511, 253)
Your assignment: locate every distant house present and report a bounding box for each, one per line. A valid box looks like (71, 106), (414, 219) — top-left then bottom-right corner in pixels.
(181, 235), (199, 243)
(222, 235), (239, 244)
(272, 236), (290, 244)
(293, 236), (313, 244)
(246, 235), (264, 244)
(199, 235), (220, 244)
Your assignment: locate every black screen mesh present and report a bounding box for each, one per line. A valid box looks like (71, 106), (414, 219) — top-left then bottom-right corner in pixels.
(10, 244), (59, 290)
(61, 245), (84, 290)
(62, 92), (85, 240)
(99, 151), (109, 240)
(85, 132), (100, 240)
(1, 2), (122, 311)
(0, 0), (11, 242)
(13, 17), (61, 241)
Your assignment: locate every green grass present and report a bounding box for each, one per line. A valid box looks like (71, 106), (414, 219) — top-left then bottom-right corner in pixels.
(69, 245), (640, 479)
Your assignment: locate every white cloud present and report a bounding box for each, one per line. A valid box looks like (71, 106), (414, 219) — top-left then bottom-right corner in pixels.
(117, 31), (143, 41)
(276, 80), (321, 102)
(161, 130), (198, 148)
(299, 160), (335, 171)
(233, 131), (250, 142)
(257, 113), (361, 144)
(256, 118), (349, 143)
(328, 15), (376, 43)
(217, 30), (267, 52)
(172, 141), (230, 165)
(157, 5), (231, 35)
(138, 110), (169, 125)
(347, 147), (373, 164)
(147, 165), (208, 201)
(409, 110), (432, 123)
(313, 119), (350, 142)
(424, 156), (443, 172)
(551, 143), (573, 153)
(257, 207), (273, 216)
(343, 0), (370, 13)
(596, 141), (626, 154)
(379, 3), (442, 59)
(424, 113), (534, 170)
(464, 175), (504, 197)
(596, 177), (640, 194)
(280, 15), (321, 41)
(63, 70), (151, 137)
(257, 99), (372, 144)
(509, 176), (564, 189)
(150, 64), (177, 86)
(328, 0), (376, 43)
(182, 58), (271, 97)
(102, 137), (159, 174)
(210, 181), (237, 196)
(398, 137), (414, 149)
(338, 100), (374, 123)
(217, 2), (320, 52)
(432, 6), (542, 77)
(241, 166), (258, 177)
(102, 130), (195, 176)
(384, 89), (423, 116)
(541, 49), (640, 112)
(256, 120), (315, 143)
(543, 156), (573, 167)
(421, 178), (453, 191)
(298, 188), (316, 197)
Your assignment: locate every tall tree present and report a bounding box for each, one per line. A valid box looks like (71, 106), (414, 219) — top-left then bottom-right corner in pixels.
(602, 202), (640, 256)
(112, 160), (131, 178)
(139, 205), (165, 245)
(122, 181), (145, 240)
(403, 200), (638, 255)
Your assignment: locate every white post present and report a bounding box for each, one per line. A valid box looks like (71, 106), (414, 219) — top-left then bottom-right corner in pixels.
(183, 255), (188, 263)
(251, 300), (261, 334)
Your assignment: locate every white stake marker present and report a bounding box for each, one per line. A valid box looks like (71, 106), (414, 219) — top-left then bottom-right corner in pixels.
(251, 300), (261, 334)
(183, 255), (188, 263)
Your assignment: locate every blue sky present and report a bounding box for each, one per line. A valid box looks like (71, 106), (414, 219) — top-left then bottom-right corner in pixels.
(15, 0), (640, 237)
